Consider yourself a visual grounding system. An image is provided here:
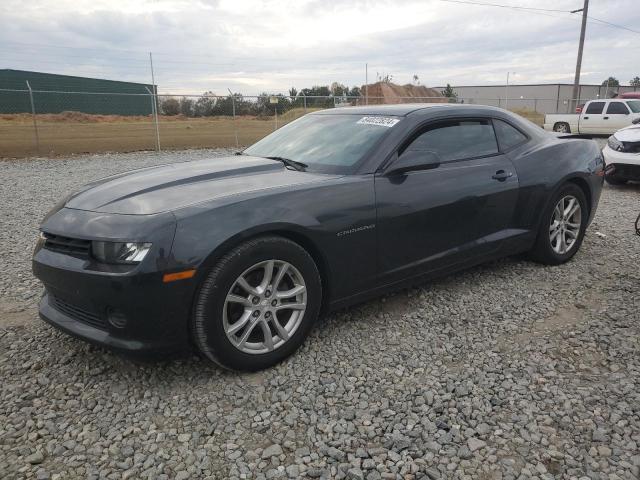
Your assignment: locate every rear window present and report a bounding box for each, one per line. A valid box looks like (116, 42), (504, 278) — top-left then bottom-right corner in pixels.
(493, 119), (528, 151)
(627, 101), (640, 113)
(585, 102), (605, 114)
(606, 102), (629, 114)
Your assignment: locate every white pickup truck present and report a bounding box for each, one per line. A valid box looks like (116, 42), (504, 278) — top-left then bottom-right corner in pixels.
(544, 98), (640, 135)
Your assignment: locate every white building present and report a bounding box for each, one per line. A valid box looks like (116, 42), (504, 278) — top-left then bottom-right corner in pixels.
(435, 83), (639, 114)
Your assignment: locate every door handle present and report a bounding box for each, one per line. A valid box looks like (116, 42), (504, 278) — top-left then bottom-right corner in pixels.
(583, 116), (589, 119)
(603, 116), (609, 120)
(492, 170), (513, 181)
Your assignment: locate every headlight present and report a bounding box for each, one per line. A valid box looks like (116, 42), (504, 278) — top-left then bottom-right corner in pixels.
(607, 135), (624, 152)
(91, 241), (152, 264)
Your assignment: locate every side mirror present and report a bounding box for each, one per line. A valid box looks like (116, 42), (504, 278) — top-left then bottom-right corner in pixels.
(385, 150), (441, 176)
(632, 117), (640, 125)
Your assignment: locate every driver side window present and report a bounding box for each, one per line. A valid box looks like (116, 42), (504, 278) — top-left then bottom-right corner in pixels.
(405, 120), (498, 162)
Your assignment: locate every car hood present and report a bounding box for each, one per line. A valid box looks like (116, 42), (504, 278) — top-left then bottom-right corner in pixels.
(65, 155), (338, 215)
(613, 124), (640, 142)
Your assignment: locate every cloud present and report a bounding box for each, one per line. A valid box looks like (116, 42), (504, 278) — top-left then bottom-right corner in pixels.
(0, 0), (638, 94)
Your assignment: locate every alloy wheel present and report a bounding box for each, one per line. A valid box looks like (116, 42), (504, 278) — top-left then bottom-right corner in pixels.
(549, 195), (581, 254)
(223, 260), (307, 354)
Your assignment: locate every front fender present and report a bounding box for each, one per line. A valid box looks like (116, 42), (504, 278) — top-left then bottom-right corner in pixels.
(170, 175), (377, 304)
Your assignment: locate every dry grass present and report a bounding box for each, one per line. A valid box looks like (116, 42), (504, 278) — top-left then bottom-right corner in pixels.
(509, 108), (544, 126)
(0, 112), (313, 158)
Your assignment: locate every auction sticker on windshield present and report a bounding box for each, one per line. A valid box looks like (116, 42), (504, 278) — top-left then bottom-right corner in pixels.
(356, 116), (400, 128)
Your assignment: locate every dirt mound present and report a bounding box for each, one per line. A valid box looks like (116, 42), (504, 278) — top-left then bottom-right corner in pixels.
(362, 82), (446, 104)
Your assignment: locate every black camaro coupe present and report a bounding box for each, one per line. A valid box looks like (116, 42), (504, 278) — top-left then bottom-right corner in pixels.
(33, 104), (604, 370)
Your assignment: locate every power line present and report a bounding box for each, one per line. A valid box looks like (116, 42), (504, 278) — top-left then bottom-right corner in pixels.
(438, 0), (640, 34)
(438, 0), (568, 13)
(586, 15), (640, 34)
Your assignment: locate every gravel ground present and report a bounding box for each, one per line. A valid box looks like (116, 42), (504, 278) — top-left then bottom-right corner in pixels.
(1, 146), (639, 480)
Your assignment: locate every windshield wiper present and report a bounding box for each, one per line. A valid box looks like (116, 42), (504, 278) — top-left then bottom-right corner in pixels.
(263, 156), (308, 171)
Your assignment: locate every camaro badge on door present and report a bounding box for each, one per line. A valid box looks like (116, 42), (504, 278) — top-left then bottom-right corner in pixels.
(337, 224), (376, 237)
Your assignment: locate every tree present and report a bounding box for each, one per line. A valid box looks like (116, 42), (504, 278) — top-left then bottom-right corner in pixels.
(300, 86), (333, 107)
(194, 91), (217, 116)
(348, 86), (361, 97)
(441, 84), (458, 99)
(413, 74), (420, 85)
(376, 73), (393, 83)
(331, 82), (348, 96)
(161, 97), (180, 115)
(179, 97), (194, 116)
(601, 77), (620, 87)
(631, 76), (640, 87)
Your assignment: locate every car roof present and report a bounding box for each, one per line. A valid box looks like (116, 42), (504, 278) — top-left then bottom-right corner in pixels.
(311, 103), (504, 117)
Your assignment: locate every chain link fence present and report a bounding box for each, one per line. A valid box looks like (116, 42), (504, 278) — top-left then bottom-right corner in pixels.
(0, 87), (595, 158)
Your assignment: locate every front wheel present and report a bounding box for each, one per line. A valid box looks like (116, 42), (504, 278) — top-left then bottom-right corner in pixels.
(529, 184), (588, 265)
(192, 236), (322, 371)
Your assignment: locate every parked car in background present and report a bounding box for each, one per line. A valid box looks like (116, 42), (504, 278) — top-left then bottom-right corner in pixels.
(617, 92), (640, 100)
(33, 104), (604, 371)
(544, 99), (640, 134)
(603, 118), (640, 185)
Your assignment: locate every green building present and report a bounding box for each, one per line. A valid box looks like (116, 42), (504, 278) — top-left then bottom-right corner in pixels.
(0, 69), (157, 115)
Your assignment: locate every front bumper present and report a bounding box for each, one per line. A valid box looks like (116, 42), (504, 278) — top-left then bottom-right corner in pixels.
(33, 207), (197, 357)
(35, 258), (195, 357)
(603, 145), (640, 180)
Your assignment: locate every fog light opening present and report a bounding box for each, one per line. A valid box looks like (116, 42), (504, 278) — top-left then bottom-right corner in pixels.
(107, 308), (128, 329)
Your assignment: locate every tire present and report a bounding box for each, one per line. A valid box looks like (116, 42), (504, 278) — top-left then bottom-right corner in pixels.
(192, 235), (322, 371)
(529, 183), (588, 265)
(604, 175), (627, 186)
(553, 122), (571, 133)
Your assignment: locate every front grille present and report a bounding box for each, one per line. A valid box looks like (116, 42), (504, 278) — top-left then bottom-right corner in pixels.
(50, 294), (108, 330)
(43, 232), (91, 258)
(612, 163), (640, 180)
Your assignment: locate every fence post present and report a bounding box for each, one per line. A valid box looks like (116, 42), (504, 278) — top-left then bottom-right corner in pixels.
(145, 87), (161, 152)
(303, 94), (307, 113)
(228, 89), (239, 149)
(25, 81), (40, 155)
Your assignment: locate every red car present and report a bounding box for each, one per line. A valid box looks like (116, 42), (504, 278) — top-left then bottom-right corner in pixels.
(618, 92), (640, 99)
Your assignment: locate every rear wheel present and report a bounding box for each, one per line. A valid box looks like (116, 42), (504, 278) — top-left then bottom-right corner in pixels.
(553, 122), (571, 133)
(192, 236), (322, 371)
(529, 184), (588, 265)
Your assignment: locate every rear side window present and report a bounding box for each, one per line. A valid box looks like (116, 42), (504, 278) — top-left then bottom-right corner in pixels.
(406, 120), (498, 161)
(606, 102), (630, 114)
(585, 102), (605, 114)
(493, 119), (528, 151)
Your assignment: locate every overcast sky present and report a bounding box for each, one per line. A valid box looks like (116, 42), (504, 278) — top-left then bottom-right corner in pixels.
(1, 0), (639, 95)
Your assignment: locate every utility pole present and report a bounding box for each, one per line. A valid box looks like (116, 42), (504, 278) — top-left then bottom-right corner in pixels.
(505, 72), (515, 109)
(571, 0), (589, 110)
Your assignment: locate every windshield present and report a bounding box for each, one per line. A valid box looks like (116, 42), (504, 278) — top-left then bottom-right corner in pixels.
(243, 113), (401, 173)
(627, 101), (640, 113)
